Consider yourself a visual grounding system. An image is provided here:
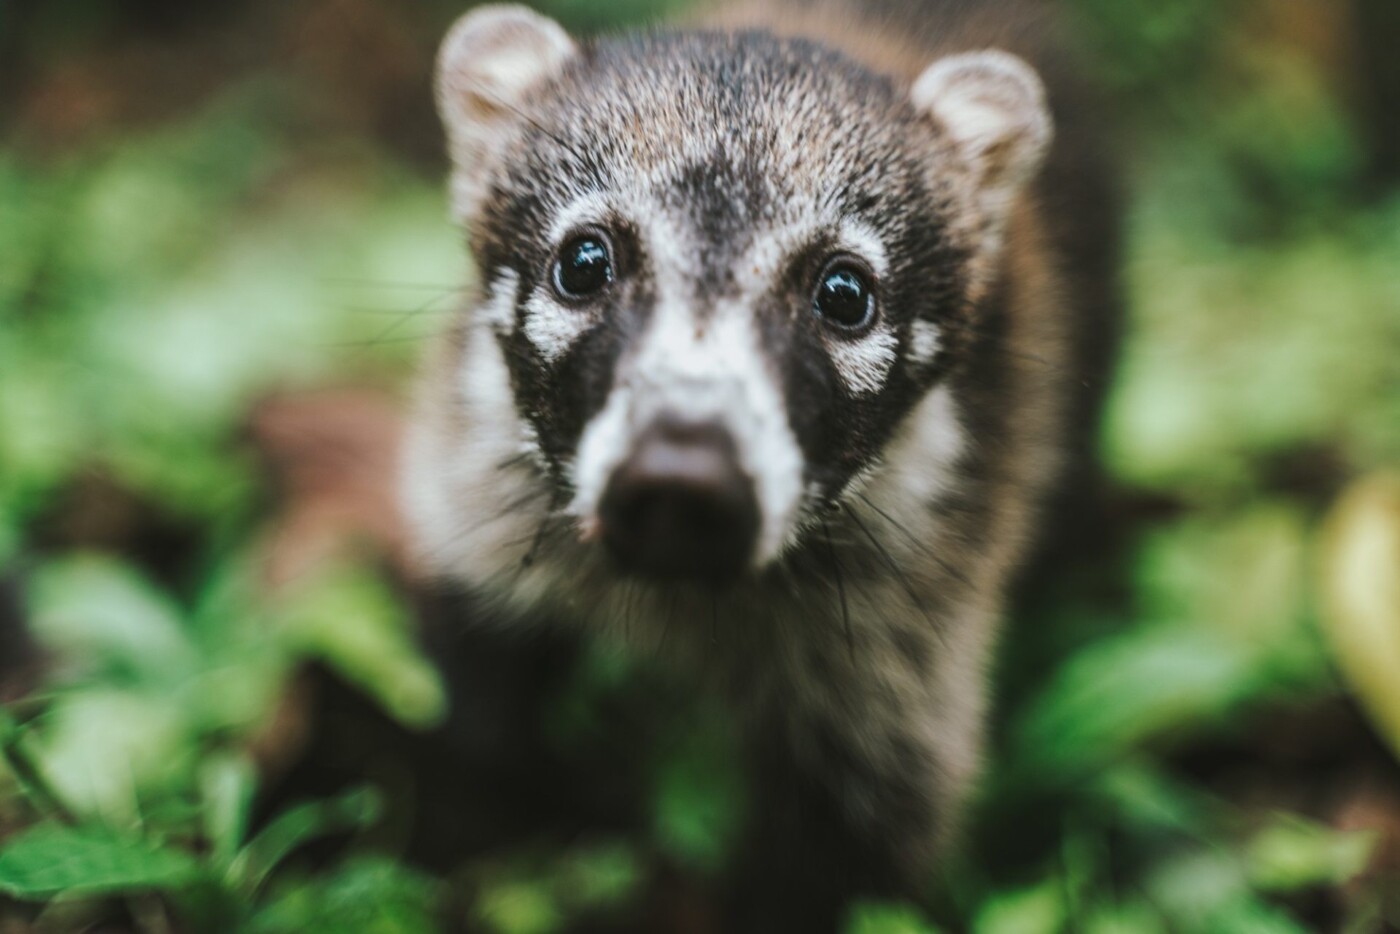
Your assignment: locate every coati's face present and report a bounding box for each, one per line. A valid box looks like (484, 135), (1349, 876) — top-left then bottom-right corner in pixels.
(417, 5), (1050, 585)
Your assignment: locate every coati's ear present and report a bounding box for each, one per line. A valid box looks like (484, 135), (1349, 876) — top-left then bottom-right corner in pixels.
(911, 51), (1052, 223)
(436, 5), (577, 220)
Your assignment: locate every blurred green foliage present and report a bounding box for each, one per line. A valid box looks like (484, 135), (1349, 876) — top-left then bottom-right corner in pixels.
(2, 0), (1398, 931)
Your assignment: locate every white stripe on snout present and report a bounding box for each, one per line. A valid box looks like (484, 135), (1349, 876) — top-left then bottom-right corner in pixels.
(569, 206), (905, 558)
(570, 211), (806, 566)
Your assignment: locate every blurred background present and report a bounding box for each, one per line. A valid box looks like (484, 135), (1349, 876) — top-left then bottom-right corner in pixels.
(1, 0), (1398, 931)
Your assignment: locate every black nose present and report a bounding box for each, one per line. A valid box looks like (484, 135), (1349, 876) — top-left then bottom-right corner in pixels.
(598, 418), (759, 581)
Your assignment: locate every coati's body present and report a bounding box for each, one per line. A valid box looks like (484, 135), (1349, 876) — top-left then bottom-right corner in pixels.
(405, 0), (1118, 927)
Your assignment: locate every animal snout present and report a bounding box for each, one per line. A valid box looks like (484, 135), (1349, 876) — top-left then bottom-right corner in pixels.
(598, 416), (758, 581)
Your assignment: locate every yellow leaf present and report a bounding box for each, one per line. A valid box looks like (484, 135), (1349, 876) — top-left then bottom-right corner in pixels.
(1318, 472), (1400, 759)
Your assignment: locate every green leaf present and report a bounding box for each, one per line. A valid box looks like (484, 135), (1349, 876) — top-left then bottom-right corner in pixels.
(1247, 814), (1377, 892)
(1090, 762), (1211, 838)
(0, 823), (201, 899)
(28, 555), (197, 686)
(651, 715), (745, 871)
(201, 753), (257, 868)
(554, 842), (640, 911)
(974, 877), (1066, 934)
(231, 786), (382, 894)
(247, 856), (441, 934)
(33, 687), (191, 823)
(1016, 624), (1258, 778)
(847, 901), (942, 934)
(278, 568), (446, 729)
(1, 711), (74, 821)
(474, 877), (562, 934)
(1147, 849), (1309, 933)
(1082, 900), (1169, 934)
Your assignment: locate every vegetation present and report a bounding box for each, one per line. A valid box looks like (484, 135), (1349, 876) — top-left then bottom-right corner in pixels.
(2, 0), (1397, 930)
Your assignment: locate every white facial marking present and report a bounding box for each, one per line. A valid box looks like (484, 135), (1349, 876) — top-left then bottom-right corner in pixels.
(402, 297), (533, 578)
(862, 384), (966, 521)
(513, 192), (619, 363)
(522, 293), (592, 363)
(907, 319), (942, 368)
(837, 219), (890, 279)
(827, 327), (899, 396)
(480, 269), (519, 333)
(725, 216), (901, 397)
(639, 206), (694, 291)
(571, 386), (632, 519)
(821, 219), (900, 396)
(735, 217), (898, 397)
(548, 192), (613, 244)
(570, 209), (806, 566)
(730, 215), (888, 298)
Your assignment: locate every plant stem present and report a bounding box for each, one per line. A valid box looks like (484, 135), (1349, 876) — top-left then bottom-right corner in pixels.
(1, 717), (76, 825)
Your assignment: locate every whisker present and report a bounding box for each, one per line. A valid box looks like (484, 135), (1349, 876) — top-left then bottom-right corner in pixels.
(496, 452), (535, 472)
(472, 86), (597, 173)
(322, 277), (468, 292)
(658, 588), (680, 653)
(325, 334), (439, 349)
(842, 504), (948, 648)
(822, 518), (854, 660)
(623, 579), (643, 641)
(853, 492), (971, 589)
(337, 289), (460, 353)
(341, 306), (459, 317)
(416, 485), (556, 573)
(497, 487), (552, 523)
(519, 508), (565, 571)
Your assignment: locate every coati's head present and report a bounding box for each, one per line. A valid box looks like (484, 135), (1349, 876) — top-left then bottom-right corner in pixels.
(410, 5), (1052, 588)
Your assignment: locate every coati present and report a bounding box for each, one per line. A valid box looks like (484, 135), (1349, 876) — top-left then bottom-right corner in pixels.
(404, 0), (1119, 927)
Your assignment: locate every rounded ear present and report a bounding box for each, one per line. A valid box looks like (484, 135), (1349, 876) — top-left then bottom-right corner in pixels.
(436, 4), (576, 220)
(910, 51), (1052, 220)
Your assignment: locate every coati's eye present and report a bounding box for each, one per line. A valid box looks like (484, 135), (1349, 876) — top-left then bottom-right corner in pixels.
(813, 261), (876, 332)
(553, 233), (614, 300)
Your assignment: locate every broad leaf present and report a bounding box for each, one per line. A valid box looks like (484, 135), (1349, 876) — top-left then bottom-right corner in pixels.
(232, 786), (382, 894)
(277, 568), (446, 729)
(247, 856), (441, 934)
(0, 823), (201, 899)
(28, 556), (196, 686)
(202, 752), (257, 868)
(1247, 815), (1377, 892)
